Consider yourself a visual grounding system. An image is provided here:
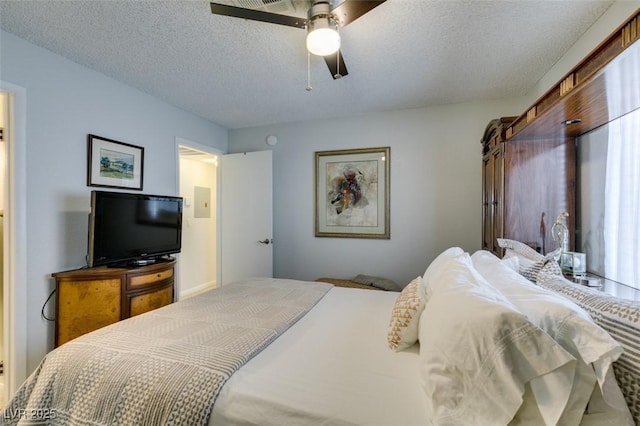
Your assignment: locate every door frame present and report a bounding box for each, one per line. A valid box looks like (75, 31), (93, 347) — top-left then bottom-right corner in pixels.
(1, 81), (28, 398)
(174, 137), (223, 296)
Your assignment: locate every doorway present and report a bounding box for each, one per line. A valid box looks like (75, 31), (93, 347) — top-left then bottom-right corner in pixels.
(176, 139), (220, 299)
(176, 143), (274, 292)
(0, 92), (6, 405)
(0, 82), (28, 402)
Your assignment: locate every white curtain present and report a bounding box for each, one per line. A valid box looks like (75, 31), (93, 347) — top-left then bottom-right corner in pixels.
(603, 48), (640, 289)
(603, 108), (640, 288)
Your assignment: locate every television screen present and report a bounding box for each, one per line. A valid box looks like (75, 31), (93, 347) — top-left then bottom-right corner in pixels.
(89, 190), (183, 267)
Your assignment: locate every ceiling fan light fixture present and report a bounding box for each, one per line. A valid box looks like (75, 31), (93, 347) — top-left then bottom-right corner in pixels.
(306, 16), (340, 56)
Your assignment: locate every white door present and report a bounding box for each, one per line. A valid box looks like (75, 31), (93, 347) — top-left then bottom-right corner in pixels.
(219, 150), (273, 285)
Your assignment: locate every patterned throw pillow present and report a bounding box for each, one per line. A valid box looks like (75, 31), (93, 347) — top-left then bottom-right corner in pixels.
(387, 277), (424, 352)
(497, 238), (562, 281)
(519, 248), (562, 281)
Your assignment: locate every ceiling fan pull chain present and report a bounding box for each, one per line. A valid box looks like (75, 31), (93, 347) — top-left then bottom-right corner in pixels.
(306, 51), (313, 91)
(336, 46), (340, 78)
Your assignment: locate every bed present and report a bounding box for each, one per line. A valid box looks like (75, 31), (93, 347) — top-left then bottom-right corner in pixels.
(3, 248), (639, 426)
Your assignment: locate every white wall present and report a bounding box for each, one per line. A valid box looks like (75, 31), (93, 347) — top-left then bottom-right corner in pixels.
(178, 158), (217, 297)
(0, 30), (228, 374)
(229, 100), (521, 286)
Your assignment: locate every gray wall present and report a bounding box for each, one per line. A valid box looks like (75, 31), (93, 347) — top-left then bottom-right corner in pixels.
(1, 30), (228, 373)
(229, 101), (521, 287)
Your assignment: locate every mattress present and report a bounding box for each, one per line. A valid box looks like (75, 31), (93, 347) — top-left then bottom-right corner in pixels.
(210, 287), (427, 426)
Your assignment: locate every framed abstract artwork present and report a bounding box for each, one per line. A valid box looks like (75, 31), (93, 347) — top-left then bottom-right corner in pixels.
(87, 134), (144, 190)
(315, 147), (390, 239)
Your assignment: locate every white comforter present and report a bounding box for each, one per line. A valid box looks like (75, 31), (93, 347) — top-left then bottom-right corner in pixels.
(210, 287), (428, 426)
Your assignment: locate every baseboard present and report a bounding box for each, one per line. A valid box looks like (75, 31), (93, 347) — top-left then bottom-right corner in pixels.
(179, 280), (217, 300)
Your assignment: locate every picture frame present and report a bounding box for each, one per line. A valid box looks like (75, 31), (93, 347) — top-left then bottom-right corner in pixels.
(315, 147), (390, 239)
(87, 134), (144, 190)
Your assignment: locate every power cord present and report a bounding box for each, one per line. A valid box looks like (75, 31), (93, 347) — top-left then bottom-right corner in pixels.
(41, 289), (56, 322)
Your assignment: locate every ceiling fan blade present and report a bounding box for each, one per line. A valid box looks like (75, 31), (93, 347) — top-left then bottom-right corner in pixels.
(324, 50), (348, 79)
(210, 2), (306, 29)
(331, 0), (387, 27)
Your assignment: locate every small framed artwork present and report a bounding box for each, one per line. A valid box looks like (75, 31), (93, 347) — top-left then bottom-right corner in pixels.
(315, 147), (390, 239)
(87, 134), (144, 190)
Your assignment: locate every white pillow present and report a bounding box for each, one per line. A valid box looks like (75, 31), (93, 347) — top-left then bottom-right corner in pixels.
(419, 247), (464, 302)
(418, 253), (575, 425)
(500, 255), (519, 273)
(387, 276), (424, 352)
(471, 250), (633, 425)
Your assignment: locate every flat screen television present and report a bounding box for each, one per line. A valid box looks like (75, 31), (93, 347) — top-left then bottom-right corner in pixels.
(88, 190), (183, 267)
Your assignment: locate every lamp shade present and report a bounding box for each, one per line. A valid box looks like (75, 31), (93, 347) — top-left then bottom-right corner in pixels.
(306, 17), (340, 56)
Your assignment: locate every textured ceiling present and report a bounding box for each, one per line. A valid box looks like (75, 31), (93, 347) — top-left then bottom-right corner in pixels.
(0, 0), (616, 129)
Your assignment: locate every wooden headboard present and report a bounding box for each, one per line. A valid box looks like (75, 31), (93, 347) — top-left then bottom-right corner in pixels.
(481, 8), (640, 257)
(506, 11), (640, 142)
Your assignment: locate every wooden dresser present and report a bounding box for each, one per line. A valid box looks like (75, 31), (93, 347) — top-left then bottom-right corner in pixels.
(52, 259), (175, 347)
(480, 116), (575, 256)
(481, 116), (515, 256)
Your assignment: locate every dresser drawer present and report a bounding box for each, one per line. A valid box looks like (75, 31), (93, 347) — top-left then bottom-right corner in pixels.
(128, 283), (173, 317)
(128, 268), (174, 290)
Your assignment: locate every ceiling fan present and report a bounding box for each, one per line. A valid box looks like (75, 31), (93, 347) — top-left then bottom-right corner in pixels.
(209, 0), (387, 80)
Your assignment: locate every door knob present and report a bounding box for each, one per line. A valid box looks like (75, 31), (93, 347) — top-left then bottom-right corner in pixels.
(258, 238), (272, 245)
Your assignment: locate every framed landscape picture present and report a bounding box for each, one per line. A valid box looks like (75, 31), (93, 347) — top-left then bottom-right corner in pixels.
(87, 134), (144, 190)
(315, 147), (390, 239)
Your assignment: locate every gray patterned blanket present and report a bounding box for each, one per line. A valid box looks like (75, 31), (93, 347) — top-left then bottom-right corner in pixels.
(536, 274), (640, 424)
(2, 278), (332, 425)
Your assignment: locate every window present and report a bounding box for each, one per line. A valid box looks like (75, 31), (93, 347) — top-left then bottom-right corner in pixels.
(603, 108), (640, 289)
(577, 107), (640, 291)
